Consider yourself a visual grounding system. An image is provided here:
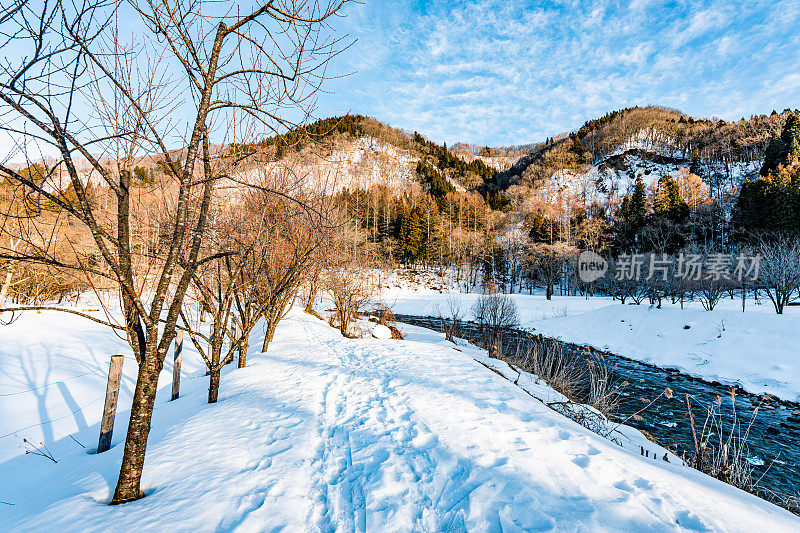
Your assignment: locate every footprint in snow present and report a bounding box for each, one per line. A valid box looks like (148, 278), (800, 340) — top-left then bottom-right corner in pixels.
(572, 455), (591, 468)
(487, 456), (508, 468)
(613, 480), (634, 492)
(674, 510), (712, 532)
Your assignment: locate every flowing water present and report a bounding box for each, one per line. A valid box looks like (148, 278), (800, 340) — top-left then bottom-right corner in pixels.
(395, 314), (800, 507)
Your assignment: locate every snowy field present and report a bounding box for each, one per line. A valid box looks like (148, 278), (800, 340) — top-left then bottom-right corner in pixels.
(378, 277), (800, 402)
(2, 307), (799, 531)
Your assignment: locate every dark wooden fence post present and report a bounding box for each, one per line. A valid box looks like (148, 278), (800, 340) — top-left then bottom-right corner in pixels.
(172, 330), (183, 401)
(97, 354), (124, 453)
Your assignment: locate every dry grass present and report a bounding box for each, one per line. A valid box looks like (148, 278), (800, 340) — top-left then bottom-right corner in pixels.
(680, 391), (800, 515)
(504, 336), (621, 423)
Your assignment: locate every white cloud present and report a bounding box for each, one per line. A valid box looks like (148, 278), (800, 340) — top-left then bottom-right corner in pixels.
(317, 0), (800, 147)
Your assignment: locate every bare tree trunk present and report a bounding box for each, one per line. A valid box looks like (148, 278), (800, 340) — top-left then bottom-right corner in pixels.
(262, 320), (278, 352)
(208, 366), (221, 403)
(112, 357), (161, 504)
(305, 280), (318, 313)
(237, 340), (248, 369)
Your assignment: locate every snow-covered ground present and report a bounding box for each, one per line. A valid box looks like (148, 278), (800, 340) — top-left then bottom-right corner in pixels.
(2, 307), (799, 531)
(377, 274), (800, 402)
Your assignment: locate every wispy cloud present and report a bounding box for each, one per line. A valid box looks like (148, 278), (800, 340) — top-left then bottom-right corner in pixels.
(318, 0), (800, 146)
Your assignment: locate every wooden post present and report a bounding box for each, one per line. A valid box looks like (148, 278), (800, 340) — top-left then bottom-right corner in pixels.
(97, 355), (124, 453)
(171, 330), (183, 401)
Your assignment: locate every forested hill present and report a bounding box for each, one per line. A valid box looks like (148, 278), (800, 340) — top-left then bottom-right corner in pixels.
(249, 114), (500, 193)
(495, 106), (798, 197)
(232, 108), (798, 211)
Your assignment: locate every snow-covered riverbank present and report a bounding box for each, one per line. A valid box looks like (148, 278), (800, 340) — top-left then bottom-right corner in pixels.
(379, 280), (800, 402)
(2, 308), (798, 530)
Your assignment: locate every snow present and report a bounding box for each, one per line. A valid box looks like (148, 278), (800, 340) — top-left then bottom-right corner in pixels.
(229, 135), (419, 196)
(541, 128), (762, 207)
(2, 306), (798, 530)
(590, 152), (759, 197)
(0, 310), (198, 462)
(378, 282), (800, 402)
(370, 323), (392, 339)
(525, 302), (800, 402)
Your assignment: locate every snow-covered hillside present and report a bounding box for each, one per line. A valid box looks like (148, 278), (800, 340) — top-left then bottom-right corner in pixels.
(515, 125), (765, 209)
(540, 148), (759, 210)
(591, 149), (759, 198)
(2, 308), (798, 531)
(229, 136), (419, 196)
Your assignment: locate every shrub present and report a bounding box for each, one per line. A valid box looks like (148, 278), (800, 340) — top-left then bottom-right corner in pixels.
(471, 290), (518, 356)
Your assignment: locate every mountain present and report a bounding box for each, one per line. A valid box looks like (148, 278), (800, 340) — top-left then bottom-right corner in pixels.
(495, 106), (797, 202)
(236, 115), (500, 195)
(12, 107), (797, 216)
(253, 107), (798, 211)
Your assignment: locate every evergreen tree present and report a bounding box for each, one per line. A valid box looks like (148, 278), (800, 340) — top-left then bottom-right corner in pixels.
(430, 173), (455, 203)
(568, 134), (586, 162)
(787, 137), (800, 169)
(737, 113), (800, 239)
(528, 212), (559, 244)
(133, 166), (155, 185)
(612, 175), (647, 252)
(761, 113), (800, 176)
(780, 113), (800, 147)
(398, 206), (424, 263)
(760, 133), (786, 176)
(689, 157), (704, 178)
(528, 212), (546, 243)
(628, 175), (647, 226)
(734, 174), (800, 239)
(422, 200), (442, 265)
(653, 175), (689, 222)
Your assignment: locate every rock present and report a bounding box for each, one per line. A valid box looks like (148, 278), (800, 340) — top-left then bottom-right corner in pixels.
(372, 324), (392, 340)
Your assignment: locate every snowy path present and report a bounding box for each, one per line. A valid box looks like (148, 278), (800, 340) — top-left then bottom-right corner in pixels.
(2, 310), (798, 531)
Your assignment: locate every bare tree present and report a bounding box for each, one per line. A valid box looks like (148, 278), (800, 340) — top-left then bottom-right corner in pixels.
(304, 254), (327, 314)
(184, 252), (239, 404)
(439, 295), (462, 342)
(258, 217), (319, 351)
(327, 258), (373, 337)
(528, 242), (574, 300)
(0, 0), (350, 503)
(696, 277), (726, 311)
(471, 289), (518, 357)
(759, 236), (800, 314)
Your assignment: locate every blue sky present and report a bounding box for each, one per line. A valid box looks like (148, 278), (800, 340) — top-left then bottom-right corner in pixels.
(316, 0), (800, 147)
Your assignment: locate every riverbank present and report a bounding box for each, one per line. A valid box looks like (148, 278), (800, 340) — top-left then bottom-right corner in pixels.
(379, 283), (800, 402)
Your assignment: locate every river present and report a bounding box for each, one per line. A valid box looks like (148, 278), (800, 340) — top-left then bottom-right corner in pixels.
(395, 314), (800, 509)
